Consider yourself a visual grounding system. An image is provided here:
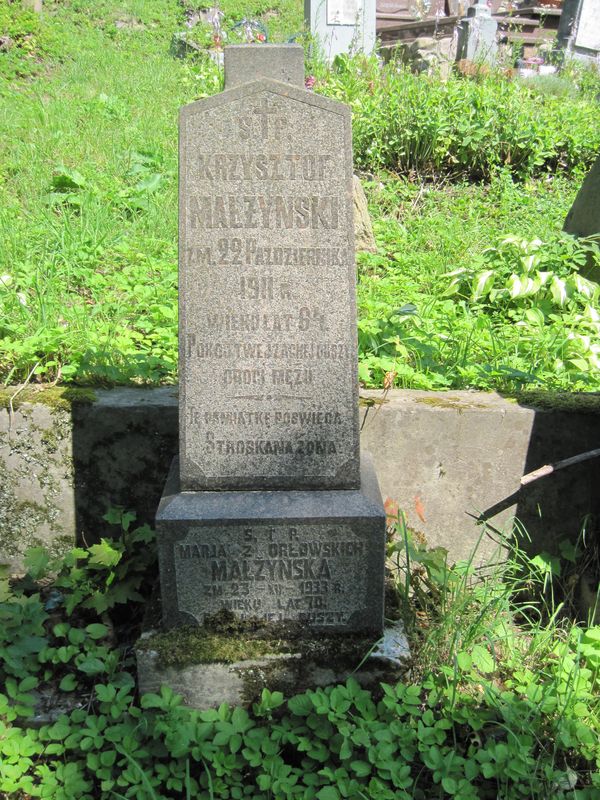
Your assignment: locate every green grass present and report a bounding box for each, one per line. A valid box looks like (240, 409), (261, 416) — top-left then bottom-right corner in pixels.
(1, 0), (599, 391)
(356, 172), (600, 392)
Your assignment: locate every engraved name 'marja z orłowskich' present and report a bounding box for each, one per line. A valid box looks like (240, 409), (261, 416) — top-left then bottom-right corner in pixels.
(181, 88), (357, 485)
(174, 526), (366, 625)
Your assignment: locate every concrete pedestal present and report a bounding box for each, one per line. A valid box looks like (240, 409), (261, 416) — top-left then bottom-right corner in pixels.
(136, 452), (391, 708)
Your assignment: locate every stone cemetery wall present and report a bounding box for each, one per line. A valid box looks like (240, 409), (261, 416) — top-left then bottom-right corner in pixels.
(2, 387), (599, 570)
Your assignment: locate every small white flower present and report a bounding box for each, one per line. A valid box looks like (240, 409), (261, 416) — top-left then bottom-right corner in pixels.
(0, 274), (12, 288)
(17, 292), (27, 307)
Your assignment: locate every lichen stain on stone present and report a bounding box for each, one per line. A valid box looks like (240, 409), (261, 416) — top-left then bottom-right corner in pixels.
(0, 460), (59, 560)
(414, 396), (488, 411)
(0, 404), (76, 565)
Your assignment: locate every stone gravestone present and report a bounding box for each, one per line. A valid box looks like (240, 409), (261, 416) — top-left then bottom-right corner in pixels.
(305, 0), (376, 62)
(455, 0), (498, 66)
(558, 0), (600, 61)
(564, 152), (600, 282)
(137, 45), (392, 707)
(574, 0), (600, 55)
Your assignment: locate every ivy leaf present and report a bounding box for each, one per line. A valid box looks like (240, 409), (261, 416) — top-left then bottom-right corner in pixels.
(88, 541), (121, 568)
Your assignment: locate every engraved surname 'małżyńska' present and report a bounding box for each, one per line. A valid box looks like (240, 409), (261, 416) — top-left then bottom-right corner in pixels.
(179, 81), (360, 490)
(174, 525), (367, 626)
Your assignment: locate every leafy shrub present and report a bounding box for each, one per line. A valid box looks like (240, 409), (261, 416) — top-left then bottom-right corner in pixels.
(317, 56), (600, 180)
(357, 230), (600, 392)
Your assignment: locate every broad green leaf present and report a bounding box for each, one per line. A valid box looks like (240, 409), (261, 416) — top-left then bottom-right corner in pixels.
(51, 168), (87, 191)
(550, 275), (567, 306)
(472, 270), (494, 301)
(88, 541), (121, 568)
(86, 623), (109, 640)
(456, 651), (472, 671)
(77, 657), (106, 675)
(350, 760), (371, 777)
(531, 552), (561, 577)
(24, 547), (51, 579)
(471, 644), (494, 674)
(316, 787), (340, 800)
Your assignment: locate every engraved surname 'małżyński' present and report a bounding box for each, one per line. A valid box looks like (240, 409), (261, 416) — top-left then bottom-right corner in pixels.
(179, 82), (360, 490)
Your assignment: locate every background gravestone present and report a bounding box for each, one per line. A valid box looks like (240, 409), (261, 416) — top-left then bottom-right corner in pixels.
(563, 152), (600, 282)
(558, 0), (600, 61)
(153, 45), (386, 644)
(455, 0), (498, 66)
(305, 0), (376, 62)
(574, 0), (600, 54)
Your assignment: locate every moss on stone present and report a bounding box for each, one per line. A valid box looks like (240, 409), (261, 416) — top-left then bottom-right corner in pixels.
(138, 609), (379, 670)
(0, 386), (96, 412)
(513, 390), (600, 414)
(139, 626), (292, 666)
(40, 428), (61, 453)
(414, 396), (487, 410)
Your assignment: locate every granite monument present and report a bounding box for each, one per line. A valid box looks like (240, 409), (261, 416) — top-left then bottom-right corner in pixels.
(155, 44), (386, 640)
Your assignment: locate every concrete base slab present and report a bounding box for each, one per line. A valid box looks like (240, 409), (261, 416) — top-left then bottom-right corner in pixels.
(135, 622), (410, 709)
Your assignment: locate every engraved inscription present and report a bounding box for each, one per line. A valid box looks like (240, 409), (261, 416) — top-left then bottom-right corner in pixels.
(180, 84), (359, 488)
(174, 525), (367, 626)
(188, 195), (339, 230)
(183, 240), (350, 267)
(194, 153), (333, 180)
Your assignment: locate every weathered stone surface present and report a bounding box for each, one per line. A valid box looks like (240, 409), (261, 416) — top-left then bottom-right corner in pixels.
(456, 0), (498, 65)
(0, 395), (76, 570)
(136, 621), (409, 708)
(179, 76), (360, 491)
(224, 44), (304, 89)
(353, 175), (376, 253)
(157, 455), (385, 632)
(360, 389), (600, 561)
(564, 152), (600, 280)
(574, 0), (600, 53)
